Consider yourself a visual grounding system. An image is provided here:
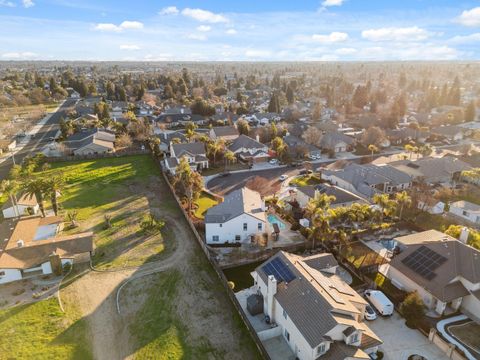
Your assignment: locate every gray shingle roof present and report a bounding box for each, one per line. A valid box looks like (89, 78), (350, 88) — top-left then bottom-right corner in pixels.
(172, 142), (206, 157)
(204, 187), (265, 223)
(297, 184), (365, 206)
(212, 126), (239, 138)
(229, 135), (266, 152)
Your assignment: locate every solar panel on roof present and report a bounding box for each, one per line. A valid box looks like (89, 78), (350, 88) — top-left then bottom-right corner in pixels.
(401, 245), (447, 280)
(262, 257), (296, 283)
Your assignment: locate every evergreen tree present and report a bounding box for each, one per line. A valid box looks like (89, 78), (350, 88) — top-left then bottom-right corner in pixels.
(465, 101), (476, 122)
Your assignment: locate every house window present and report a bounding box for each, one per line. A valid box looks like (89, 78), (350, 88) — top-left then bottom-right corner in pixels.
(284, 329), (290, 342)
(317, 343), (326, 355)
(0, 271), (5, 277)
(258, 223), (263, 231)
(219, 224), (222, 228)
(283, 309), (288, 320)
(235, 235), (241, 241)
(463, 210), (468, 216)
(350, 333), (359, 344)
(243, 223), (248, 231)
(212, 236), (219, 242)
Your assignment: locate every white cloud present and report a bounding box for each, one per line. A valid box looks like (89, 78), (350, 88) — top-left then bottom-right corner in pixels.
(361, 26), (431, 42)
(456, 7), (480, 27)
(312, 32), (349, 43)
(181, 8), (228, 23)
(186, 33), (207, 41)
(226, 28), (237, 35)
(22, 0), (34, 8)
(449, 33), (480, 44)
(94, 21), (143, 32)
(144, 53), (173, 61)
(158, 6), (179, 15)
(2, 51), (38, 59)
(358, 44), (459, 60)
(322, 0), (344, 7)
(119, 21), (143, 30)
(0, 0), (15, 7)
(335, 47), (357, 55)
(245, 49), (272, 58)
(120, 44), (140, 50)
(197, 25), (211, 32)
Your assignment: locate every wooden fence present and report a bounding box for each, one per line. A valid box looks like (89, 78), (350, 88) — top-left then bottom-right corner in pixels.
(160, 169), (271, 360)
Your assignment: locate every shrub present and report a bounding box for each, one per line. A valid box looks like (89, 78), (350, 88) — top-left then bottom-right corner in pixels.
(140, 214), (165, 235)
(400, 291), (426, 328)
(62, 262), (72, 274)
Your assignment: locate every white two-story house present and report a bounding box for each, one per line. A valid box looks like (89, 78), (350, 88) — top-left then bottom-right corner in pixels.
(164, 142), (209, 175)
(250, 251), (382, 360)
(204, 187), (266, 244)
(228, 135), (270, 163)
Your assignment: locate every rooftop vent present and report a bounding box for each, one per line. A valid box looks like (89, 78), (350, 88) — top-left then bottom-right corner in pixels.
(16, 239), (24, 248)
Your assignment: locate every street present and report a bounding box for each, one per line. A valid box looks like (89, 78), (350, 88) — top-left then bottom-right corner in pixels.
(0, 98), (77, 180)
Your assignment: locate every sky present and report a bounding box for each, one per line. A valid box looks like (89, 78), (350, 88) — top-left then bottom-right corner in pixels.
(1, 0), (480, 61)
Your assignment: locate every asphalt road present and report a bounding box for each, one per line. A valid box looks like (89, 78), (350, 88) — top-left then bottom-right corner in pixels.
(0, 98), (77, 180)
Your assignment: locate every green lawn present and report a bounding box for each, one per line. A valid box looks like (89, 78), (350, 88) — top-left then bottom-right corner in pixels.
(193, 191), (219, 219)
(290, 174), (322, 187)
(128, 270), (214, 360)
(0, 298), (91, 359)
(44, 155), (178, 269)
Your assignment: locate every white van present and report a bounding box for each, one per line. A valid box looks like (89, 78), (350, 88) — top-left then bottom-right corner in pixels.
(365, 290), (394, 316)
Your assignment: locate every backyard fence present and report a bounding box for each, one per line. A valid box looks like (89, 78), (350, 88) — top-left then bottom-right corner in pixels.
(429, 329), (467, 360)
(160, 168), (271, 360)
(45, 149), (150, 162)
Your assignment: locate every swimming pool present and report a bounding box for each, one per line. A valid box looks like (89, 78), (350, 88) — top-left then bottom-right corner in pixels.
(267, 214), (286, 230)
(377, 238), (397, 251)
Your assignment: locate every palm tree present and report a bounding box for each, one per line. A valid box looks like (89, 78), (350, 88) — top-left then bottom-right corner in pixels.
(46, 174), (65, 216)
(368, 144), (379, 157)
(185, 121), (198, 142)
(66, 210), (78, 228)
(224, 150), (236, 171)
(309, 208), (331, 250)
(1, 179), (20, 217)
(395, 191), (412, 220)
(23, 178), (48, 217)
(305, 192), (336, 218)
(208, 139), (224, 167)
(373, 193), (390, 222)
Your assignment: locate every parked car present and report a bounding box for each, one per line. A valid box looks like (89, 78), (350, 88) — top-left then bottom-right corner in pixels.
(364, 290), (394, 316)
(299, 169), (313, 175)
(364, 304), (377, 321)
(279, 174), (288, 181)
(269, 159), (278, 165)
(220, 172), (231, 177)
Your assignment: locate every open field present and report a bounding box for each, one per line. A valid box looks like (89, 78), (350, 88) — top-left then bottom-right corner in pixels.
(0, 297), (91, 359)
(44, 155), (178, 269)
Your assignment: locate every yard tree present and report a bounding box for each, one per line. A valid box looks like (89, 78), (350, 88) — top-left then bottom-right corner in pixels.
(373, 193), (394, 222)
(185, 121), (198, 142)
(271, 136), (288, 161)
(361, 126), (386, 147)
(0, 179), (20, 217)
(267, 92), (281, 113)
(173, 157), (204, 214)
(395, 191), (412, 219)
(309, 208), (332, 250)
(368, 144), (379, 156)
(224, 150), (236, 171)
(207, 139), (225, 167)
(400, 291), (426, 328)
(465, 100), (476, 122)
(236, 119), (250, 135)
(23, 178), (48, 217)
(46, 174), (65, 216)
(305, 192), (336, 219)
(302, 126), (323, 147)
(286, 85), (294, 105)
(115, 133), (133, 148)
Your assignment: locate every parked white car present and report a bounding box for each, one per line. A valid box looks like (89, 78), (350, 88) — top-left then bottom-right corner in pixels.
(364, 304), (377, 321)
(279, 174), (288, 181)
(365, 290), (394, 316)
(269, 159), (278, 165)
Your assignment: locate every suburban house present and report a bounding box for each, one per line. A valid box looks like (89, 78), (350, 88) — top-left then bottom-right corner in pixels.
(286, 183), (367, 209)
(431, 125), (464, 142)
(154, 131), (187, 152)
(319, 132), (356, 154)
(0, 216), (94, 285)
(390, 156), (471, 186)
(448, 200), (480, 224)
(321, 163), (412, 199)
(283, 135), (321, 160)
(382, 230), (480, 321)
(386, 128), (428, 145)
(205, 187), (266, 244)
(0, 139), (16, 154)
(164, 142), (208, 175)
(249, 251), (382, 360)
(228, 135), (270, 163)
(64, 129), (116, 156)
(209, 126), (239, 142)
(2, 193), (39, 219)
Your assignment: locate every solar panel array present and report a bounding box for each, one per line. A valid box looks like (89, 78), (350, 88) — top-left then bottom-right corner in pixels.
(262, 257), (296, 283)
(401, 245), (447, 280)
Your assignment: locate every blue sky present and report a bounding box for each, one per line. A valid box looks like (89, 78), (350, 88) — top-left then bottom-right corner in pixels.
(1, 0), (480, 61)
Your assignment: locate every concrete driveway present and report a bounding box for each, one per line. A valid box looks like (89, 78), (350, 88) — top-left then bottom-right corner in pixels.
(368, 312), (448, 360)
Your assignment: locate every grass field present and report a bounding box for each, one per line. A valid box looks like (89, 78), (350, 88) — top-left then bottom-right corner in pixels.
(193, 191), (219, 219)
(44, 155), (178, 269)
(0, 298), (91, 359)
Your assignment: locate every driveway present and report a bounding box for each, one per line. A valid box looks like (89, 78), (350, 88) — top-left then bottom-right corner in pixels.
(368, 312), (448, 360)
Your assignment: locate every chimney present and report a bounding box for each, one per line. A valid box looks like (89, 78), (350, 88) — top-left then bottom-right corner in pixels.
(459, 227), (470, 244)
(16, 239), (24, 248)
(256, 134), (260, 142)
(267, 275), (277, 320)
